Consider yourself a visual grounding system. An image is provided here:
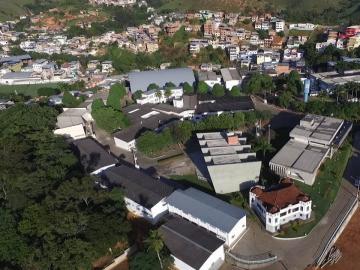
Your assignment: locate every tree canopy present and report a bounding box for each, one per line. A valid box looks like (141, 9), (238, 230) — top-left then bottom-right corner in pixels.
(197, 81), (209, 95)
(107, 83), (127, 110)
(212, 84), (225, 97)
(229, 86), (241, 97)
(91, 98), (130, 133)
(0, 104), (130, 270)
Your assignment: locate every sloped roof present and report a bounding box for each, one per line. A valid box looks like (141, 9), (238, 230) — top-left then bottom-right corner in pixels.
(71, 138), (117, 173)
(250, 180), (310, 214)
(128, 68), (195, 92)
(159, 215), (224, 269)
(166, 188), (246, 233)
(102, 165), (174, 208)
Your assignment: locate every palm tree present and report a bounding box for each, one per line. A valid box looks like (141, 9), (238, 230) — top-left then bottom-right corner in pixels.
(164, 88), (172, 99)
(145, 230), (164, 269)
(155, 90), (163, 102)
(254, 137), (275, 159)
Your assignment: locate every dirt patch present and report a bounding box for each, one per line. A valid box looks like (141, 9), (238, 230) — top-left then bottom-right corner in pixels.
(323, 208), (360, 270)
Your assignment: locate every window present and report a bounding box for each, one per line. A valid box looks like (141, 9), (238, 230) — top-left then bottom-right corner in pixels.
(300, 206), (303, 211)
(292, 207), (299, 212)
(280, 212), (286, 217)
(307, 206), (310, 211)
(275, 218), (278, 223)
(268, 217), (271, 223)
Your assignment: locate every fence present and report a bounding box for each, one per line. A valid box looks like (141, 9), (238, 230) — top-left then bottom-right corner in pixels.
(225, 250), (277, 269)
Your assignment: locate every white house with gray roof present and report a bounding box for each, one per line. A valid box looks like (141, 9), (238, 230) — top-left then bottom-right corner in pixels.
(102, 165), (174, 224)
(220, 68), (242, 90)
(166, 188), (247, 247)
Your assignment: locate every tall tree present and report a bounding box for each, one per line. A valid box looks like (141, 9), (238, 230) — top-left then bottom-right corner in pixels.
(145, 230), (165, 269)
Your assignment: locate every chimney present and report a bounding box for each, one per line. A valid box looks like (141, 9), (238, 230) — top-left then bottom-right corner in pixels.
(226, 134), (238, 145)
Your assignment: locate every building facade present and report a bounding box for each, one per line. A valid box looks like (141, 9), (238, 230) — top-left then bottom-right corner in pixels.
(249, 180), (312, 233)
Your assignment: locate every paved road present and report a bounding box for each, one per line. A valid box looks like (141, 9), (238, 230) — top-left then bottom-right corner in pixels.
(226, 179), (357, 270)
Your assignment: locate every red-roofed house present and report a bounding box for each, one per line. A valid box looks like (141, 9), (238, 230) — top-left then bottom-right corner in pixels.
(249, 179), (312, 233)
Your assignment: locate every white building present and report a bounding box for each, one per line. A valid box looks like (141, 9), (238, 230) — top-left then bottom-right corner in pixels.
(270, 114), (351, 185)
(197, 132), (261, 193)
(102, 165), (174, 224)
(136, 87), (183, 105)
(275, 20), (285, 32)
(32, 59), (49, 73)
(166, 188), (247, 247)
(198, 71), (221, 88)
(160, 215), (225, 270)
(289, 23), (316, 31)
(249, 179), (312, 233)
(54, 108), (94, 140)
(220, 68), (241, 90)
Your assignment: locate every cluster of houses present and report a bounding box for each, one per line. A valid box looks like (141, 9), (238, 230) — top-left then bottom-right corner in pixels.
(316, 25), (360, 52)
(65, 110), (353, 269)
(0, 53), (117, 85)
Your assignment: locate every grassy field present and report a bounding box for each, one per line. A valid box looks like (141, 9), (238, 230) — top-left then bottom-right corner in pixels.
(0, 83), (60, 97)
(0, 0), (33, 20)
(278, 142), (353, 238)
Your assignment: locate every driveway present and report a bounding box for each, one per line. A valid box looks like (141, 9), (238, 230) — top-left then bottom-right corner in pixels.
(228, 179), (357, 270)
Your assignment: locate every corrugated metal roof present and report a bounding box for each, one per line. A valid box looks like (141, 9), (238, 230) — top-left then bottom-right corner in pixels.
(166, 188), (246, 233)
(128, 68), (195, 92)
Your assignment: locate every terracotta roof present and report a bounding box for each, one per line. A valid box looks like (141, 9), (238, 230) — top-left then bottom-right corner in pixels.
(251, 180), (310, 214)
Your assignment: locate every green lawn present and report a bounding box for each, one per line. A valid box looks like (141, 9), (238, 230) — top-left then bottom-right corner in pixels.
(278, 142), (353, 238)
(0, 84), (60, 97)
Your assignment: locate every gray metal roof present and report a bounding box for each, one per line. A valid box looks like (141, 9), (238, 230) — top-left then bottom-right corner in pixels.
(159, 215), (224, 269)
(102, 165), (174, 208)
(166, 188), (246, 233)
(71, 138), (118, 173)
(128, 68), (195, 92)
(1, 72), (33, 79)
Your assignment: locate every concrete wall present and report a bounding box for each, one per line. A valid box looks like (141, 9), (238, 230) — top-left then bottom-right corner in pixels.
(54, 124), (86, 140)
(200, 245), (225, 270)
(114, 137), (135, 152)
(208, 161), (261, 194)
(124, 197), (168, 224)
(173, 256), (196, 270)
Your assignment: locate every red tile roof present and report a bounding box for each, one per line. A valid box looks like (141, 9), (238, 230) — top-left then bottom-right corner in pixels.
(251, 179), (310, 214)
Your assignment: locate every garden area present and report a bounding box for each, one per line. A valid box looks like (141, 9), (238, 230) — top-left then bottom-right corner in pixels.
(278, 142), (353, 238)
(0, 83), (60, 97)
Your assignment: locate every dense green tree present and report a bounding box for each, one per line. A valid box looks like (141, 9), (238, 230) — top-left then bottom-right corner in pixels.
(245, 73), (273, 94)
(0, 105), (131, 270)
(197, 81), (209, 95)
(148, 83), (160, 91)
(182, 82), (194, 94)
(107, 83), (126, 110)
(229, 86), (241, 97)
(62, 91), (81, 108)
(136, 129), (174, 156)
(132, 90), (143, 101)
(254, 137), (275, 159)
(38, 87), (60, 97)
(287, 70), (303, 96)
(91, 99), (130, 133)
(278, 91), (293, 108)
(212, 84), (225, 97)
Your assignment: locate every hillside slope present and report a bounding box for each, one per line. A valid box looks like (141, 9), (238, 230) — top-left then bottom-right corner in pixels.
(0, 0), (33, 20)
